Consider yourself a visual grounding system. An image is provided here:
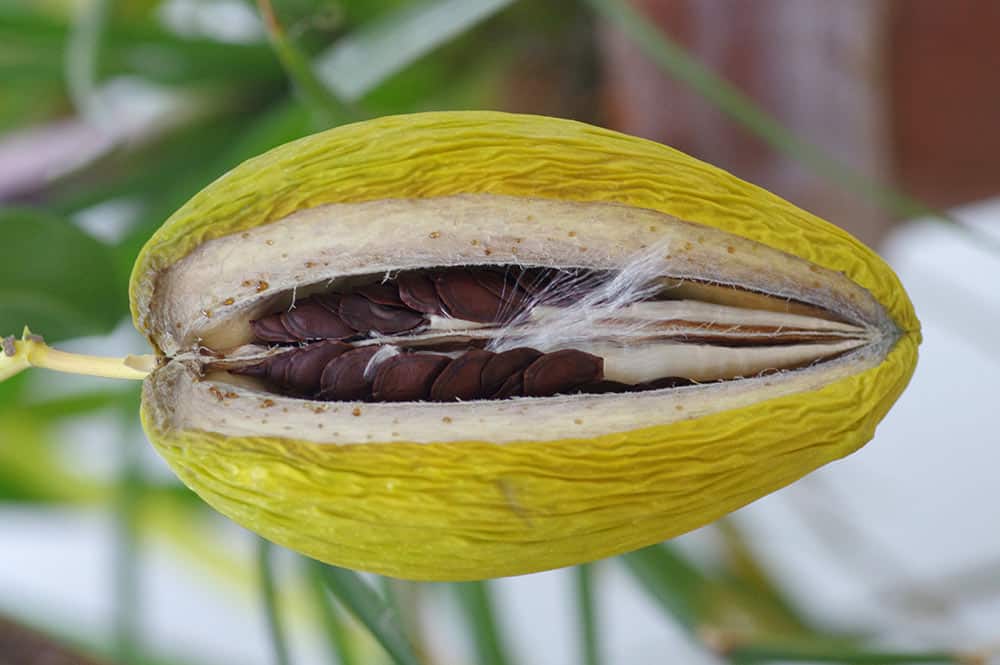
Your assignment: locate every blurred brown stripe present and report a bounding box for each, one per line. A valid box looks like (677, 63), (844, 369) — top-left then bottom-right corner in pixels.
(0, 615), (111, 665)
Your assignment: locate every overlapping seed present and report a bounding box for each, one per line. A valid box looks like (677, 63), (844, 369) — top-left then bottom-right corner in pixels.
(236, 345), (605, 402)
(251, 267), (539, 343)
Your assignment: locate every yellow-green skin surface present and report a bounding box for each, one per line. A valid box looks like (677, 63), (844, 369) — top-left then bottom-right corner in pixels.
(131, 111), (920, 580)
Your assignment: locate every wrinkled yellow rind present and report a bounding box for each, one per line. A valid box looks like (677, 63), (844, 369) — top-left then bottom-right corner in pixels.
(130, 111), (919, 343)
(133, 111), (921, 580)
(142, 335), (917, 580)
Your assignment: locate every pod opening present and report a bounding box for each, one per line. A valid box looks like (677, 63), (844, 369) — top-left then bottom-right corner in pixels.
(220, 263), (873, 404)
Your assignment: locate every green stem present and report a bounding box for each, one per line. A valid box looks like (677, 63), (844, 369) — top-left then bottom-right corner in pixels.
(575, 564), (602, 665)
(583, 0), (1000, 255)
(258, 539), (292, 665)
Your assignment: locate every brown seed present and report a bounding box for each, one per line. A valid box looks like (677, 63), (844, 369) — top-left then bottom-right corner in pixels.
(576, 380), (632, 394)
(285, 341), (351, 394)
(357, 282), (406, 307)
(339, 294), (424, 334)
(372, 353), (450, 402)
(397, 272), (444, 314)
(481, 347), (543, 397)
(493, 369), (525, 398)
(313, 293), (344, 315)
(318, 346), (380, 401)
(281, 300), (355, 340)
(523, 349), (604, 397)
(265, 351), (297, 386)
(251, 315), (299, 343)
(429, 349), (494, 401)
(473, 270), (528, 318)
(434, 271), (505, 323)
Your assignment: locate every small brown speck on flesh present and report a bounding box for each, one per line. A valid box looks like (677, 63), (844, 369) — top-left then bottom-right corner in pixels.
(568, 231), (577, 237)
(391, 432), (400, 437)
(726, 246), (735, 254)
(208, 386), (224, 401)
(260, 399), (275, 408)
(265, 239), (274, 246)
(241, 232), (250, 239)
(223, 297), (235, 306)
(573, 418), (583, 425)
(241, 280), (253, 287)
(483, 248), (493, 256)
(442, 416), (453, 424)
(514, 237), (523, 244)
(305, 261), (316, 268)
(429, 231), (441, 239)
(648, 225), (657, 232)
(351, 407), (362, 417)
(579, 246), (588, 252)
(256, 281), (269, 292)
(201, 309), (213, 318)
(675, 404), (684, 411)
(317, 423), (324, 429)
(684, 241), (694, 251)
(224, 392), (239, 399)
(470, 239), (480, 246)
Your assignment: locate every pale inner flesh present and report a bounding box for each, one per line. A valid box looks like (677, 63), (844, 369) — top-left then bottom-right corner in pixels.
(142, 195), (899, 444)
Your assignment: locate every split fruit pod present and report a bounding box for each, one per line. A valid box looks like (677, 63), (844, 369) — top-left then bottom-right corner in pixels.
(10, 112), (922, 580)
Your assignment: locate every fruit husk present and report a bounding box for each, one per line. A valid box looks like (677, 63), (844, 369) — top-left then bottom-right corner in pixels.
(130, 111), (920, 580)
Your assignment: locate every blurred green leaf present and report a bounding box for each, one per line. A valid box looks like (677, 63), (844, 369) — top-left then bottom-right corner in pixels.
(715, 520), (816, 637)
(64, 0), (110, 120)
(575, 564), (601, 665)
(113, 417), (143, 663)
(316, 565), (422, 665)
(315, 0), (515, 102)
(726, 640), (963, 664)
(258, 539), (293, 665)
(453, 580), (511, 665)
(0, 4), (282, 86)
(0, 208), (124, 341)
(257, 0), (357, 129)
(0, 416), (105, 503)
(621, 544), (710, 632)
(305, 560), (357, 665)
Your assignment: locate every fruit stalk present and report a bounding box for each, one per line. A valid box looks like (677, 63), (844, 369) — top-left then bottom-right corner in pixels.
(0, 328), (154, 382)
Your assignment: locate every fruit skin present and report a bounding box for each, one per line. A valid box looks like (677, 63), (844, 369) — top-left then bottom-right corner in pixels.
(131, 111), (920, 580)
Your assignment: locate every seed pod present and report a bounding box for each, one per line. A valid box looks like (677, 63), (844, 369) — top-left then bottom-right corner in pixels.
(122, 111), (919, 581)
